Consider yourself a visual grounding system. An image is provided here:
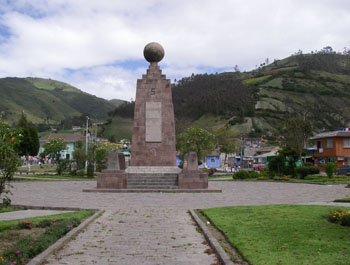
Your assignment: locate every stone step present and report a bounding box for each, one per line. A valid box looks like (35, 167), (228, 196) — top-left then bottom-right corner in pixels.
(127, 179), (178, 183)
(127, 179), (178, 185)
(127, 177), (178, 181)
(126, 173), (179, 189)
(126, 185), (178, 189)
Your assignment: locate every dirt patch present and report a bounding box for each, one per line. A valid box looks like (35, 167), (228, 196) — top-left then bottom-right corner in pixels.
(0, 228), (46, 254)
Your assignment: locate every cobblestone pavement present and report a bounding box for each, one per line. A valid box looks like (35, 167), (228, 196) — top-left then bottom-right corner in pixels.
(8, 181), (350, 265)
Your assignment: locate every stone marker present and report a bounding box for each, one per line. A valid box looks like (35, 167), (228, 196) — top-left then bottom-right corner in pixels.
(178, 152), (208, 189)
(96, 151), (127, 189)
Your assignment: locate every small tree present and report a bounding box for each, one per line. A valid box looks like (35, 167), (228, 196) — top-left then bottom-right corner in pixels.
(0, 119), (21, 206)
(325, 161), (337, 178)
(268, 155), (286, 176)
(16, 113), (40, 172)
(213, 125), (240, 163)
(42, 138), (67, 174)
(284, 116), (312, 164)
(72, 140), (86, 170)
(176, 127), (215, 161)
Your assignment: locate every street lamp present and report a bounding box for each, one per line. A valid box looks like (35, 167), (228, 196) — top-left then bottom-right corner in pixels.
(84, 116), (89, 175)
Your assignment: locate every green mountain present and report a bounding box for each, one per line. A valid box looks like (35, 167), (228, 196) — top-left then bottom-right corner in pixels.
(107, 51), (350, 142)
(109, 99), (126, 108)
(0, 77), (117, 124)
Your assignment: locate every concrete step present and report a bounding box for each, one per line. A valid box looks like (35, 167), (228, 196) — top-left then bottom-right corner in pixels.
(126, 185), (178, 189)
(127, 179), (178, 183)
(126, 173), (179, 189)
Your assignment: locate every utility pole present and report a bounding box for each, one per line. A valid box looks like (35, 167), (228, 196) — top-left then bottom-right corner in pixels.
(84, 116), (89, 175)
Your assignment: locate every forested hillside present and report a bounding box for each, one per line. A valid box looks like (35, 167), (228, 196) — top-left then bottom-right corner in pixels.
(108, 48), (350, 141)
(0, 77), (118, 125)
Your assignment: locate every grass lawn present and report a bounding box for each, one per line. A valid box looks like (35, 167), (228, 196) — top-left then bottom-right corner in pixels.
(17, 165), (57, 173)
(0, 210), (94, 264)
(208, 175), (232, 180)
(201, 205), (350, 265)
(334, 198), (350, 203)
(0, 210), (93, 232)
(0, 209), (18, 214)
(14, 175), (95, 181)
(228, 174), (350, 184)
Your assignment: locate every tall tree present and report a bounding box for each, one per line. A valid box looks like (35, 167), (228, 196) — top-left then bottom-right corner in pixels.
(213, 125), (240, 163)
(0, 119), (21, 205)
(283, 116), (312, 164)
(16, 113), (40, 172)
(176, 127), (215, 161)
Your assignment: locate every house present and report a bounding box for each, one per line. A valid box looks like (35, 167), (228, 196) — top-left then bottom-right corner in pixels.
(206, 150), (221, 168)
(311, 130), (350, 169)
(39, 133), (85, 160)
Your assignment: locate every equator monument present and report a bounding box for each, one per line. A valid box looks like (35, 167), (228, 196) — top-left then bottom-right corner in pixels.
(84, 42), (220, 192)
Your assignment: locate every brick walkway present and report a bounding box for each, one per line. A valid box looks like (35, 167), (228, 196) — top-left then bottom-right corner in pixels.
(8, 181), (350, 265)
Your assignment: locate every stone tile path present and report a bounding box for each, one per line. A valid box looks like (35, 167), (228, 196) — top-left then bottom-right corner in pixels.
(8, 181), (350, 264)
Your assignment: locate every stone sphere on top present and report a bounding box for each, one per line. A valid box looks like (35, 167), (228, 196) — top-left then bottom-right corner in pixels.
(143, 42), (164, 63)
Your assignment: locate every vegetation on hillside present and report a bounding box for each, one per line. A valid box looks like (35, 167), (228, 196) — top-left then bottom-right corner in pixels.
(107, 46), (350, 143)
(0, 77), (116, 125)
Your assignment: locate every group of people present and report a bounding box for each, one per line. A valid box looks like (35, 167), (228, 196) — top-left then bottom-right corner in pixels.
(21, 156), (52, 167)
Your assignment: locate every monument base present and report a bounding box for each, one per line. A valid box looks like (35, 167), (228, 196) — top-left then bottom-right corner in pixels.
(96, 170), (127, 189)
(178, 171), (208, 189)
(83, 185), (222, 193)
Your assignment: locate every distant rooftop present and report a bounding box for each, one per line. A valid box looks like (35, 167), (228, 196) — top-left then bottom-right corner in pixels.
(310, 130), (350, 140)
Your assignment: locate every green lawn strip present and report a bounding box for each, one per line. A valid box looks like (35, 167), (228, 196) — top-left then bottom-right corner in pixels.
(15, 175), (95, 181)
(208, 175), (232, 179)
(0, 210), (93, 232)
(201, 205), (350, 265)
(0, 209), (19, 214)
(334, 198), (350, 203)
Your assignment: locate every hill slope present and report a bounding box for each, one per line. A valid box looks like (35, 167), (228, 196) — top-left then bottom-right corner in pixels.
(0, 77), (117, 124)
(107, 51), (350, 141)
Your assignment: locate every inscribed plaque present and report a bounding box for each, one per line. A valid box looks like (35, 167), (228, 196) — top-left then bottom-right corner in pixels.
(145, 102), (162, 142)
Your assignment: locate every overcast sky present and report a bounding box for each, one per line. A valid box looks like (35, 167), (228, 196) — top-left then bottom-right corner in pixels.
(0, 0), (349, 101)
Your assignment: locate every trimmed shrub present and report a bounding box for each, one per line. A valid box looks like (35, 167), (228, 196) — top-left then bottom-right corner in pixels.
(259, 168), (272, 178)
(327, 209), (350, 226)
(248, 170), (259, 178)
(233, 170), (250, 180)
(340, 214), (350, 226)
(295, 166), (320, 179)
(325, 162), (337, 178)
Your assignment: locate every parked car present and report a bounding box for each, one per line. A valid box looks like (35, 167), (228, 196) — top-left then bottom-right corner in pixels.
(253, 163), (265, 171)
(336, 165), (350, 176)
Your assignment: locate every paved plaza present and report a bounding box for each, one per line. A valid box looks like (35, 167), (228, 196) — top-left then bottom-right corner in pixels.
(8, 180), (350, 264)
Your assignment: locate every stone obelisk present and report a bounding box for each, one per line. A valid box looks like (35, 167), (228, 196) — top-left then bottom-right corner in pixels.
(127, 42), (178, 172)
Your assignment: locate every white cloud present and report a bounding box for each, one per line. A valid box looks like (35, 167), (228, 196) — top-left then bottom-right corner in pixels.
(0, 0), (349, 100)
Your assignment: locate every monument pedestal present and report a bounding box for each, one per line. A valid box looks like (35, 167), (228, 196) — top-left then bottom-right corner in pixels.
(126, 166), (180, 189)
(96, 151), (127, 189)
(97, 170), (127, 189)
(178, 152), (208, 189)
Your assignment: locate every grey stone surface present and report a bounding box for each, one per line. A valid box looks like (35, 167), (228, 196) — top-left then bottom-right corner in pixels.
(7, 181), (350, 264)
(125, 166), (181, 174)
(145, 102), (162, 142)
(183, 152), (198, 171)
(0, 210), (73, 221)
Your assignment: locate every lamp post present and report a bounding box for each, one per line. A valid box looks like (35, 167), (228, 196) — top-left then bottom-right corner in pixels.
(84, 116), (89, 175)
